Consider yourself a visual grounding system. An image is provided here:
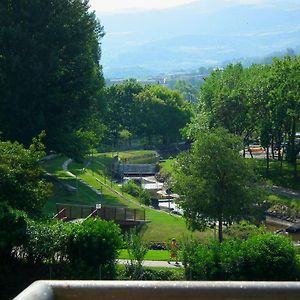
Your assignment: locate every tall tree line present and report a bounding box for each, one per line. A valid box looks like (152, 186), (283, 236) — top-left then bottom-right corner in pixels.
(103, 80), (192, 147)
(0, 0), (105, 159)
(189, 56), (300, 178)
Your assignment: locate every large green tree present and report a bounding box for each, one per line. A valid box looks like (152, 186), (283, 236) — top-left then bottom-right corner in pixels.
(174, 128), (263, 242)
(134, 85), (192, 144)
(0, 0), (104, 156)
(104, 82), (191, 146)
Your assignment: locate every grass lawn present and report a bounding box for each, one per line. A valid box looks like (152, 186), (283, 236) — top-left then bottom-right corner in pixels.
(119, 249), (173, 261)
(41, 151), (211, 242)
(159, 158), (175, 174)
(266, 193), (300, 214)
(95, 150), (158, 164)
(254, 158), (300, 189)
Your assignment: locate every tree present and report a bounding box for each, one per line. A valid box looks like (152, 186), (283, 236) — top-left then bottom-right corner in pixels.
(0, 133), (51, 214)
(174, 128), (264, 242)
(134, 85), (191, 144)
(0, 0), (105, 155)
(103, 80), (144, 146)
(173, 80), (199, 103)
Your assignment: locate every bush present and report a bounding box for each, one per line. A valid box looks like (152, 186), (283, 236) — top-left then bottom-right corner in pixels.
(182, 233), (298, 281)
(182, 237), (221, 280)
(66, 218), (122, 278)
(240, 233), (298, 280)
(122, 180), (151, 205)
(122, 180), (140, 197)
(223, 221), (266, 240)
(0, 203), (27, 264)
(117, 265), (184, 280)
(25, 220), (68, 265)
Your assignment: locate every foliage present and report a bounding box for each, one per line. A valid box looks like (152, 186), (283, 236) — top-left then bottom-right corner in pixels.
(66, 218), (122, 270)
(0, 133), (52, 214)
(122, 180), (141, 197)
(117, 265), (184, 280)
(25, 220), (68, 265)
(183, 234), (298, 280)
(103, 81), (192, 146)
(223, 221), (266, 240)
(125, 229), (148, 278)
(0, 0), (105, 156)
(239, 233), (298, 280)
(0, 203), (27, 264)
(122, 180), (151, 205)
(173, 80), (199, 103)
(174, 128), (264, 242)
(189, 57), (300, 178)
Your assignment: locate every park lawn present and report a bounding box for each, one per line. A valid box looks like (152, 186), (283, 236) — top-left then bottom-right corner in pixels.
(142, 209), (213, 242)
(254, 158), (300, 189)
(119, 249), (173, 261)
(159, 158), (175, 174)
(266, 193), (300, 213)
(42, 151), (211, 242)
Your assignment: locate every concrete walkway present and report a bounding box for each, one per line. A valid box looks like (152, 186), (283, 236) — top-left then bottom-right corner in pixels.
(269, 185), (300, 200)
(117, 259), (183, 269)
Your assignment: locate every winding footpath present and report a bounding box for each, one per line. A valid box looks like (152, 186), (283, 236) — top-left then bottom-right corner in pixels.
(268, 185), (300, 200)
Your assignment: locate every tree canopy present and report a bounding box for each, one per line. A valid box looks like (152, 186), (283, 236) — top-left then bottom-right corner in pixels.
(0, 0), (105, 158)
(174, 128), (264, 242)
(0, 133), (51, 214)
(188, 56), (300, 178)
(103, 81), (192, 146)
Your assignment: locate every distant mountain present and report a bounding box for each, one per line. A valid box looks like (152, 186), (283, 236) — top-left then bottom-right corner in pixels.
(98, 0), (300, 78)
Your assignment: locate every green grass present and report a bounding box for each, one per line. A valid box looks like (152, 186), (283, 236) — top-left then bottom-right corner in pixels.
(266, 193), (300, 214)
(119, 249), (172, 261)
(96, 150), (158, 164)
(159, 159), (175, 174)
(42, 150), (211, 242)
(254, 158), (300, 189)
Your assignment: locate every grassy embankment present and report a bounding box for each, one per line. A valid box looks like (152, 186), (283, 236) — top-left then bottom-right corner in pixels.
(254, 158), (300, 190)
(42, 150), (212, 242)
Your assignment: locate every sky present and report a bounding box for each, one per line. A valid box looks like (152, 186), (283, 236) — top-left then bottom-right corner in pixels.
(89, 0), (198, 15)
(89, 0), (300, 15)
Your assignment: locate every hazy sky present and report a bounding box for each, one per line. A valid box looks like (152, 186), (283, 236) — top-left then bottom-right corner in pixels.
(89, 0), (300, 15)
(89, 0), (198, 14)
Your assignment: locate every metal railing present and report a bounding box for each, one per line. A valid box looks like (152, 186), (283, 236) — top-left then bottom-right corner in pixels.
(14, 280), (300, 300)
(55, 203), (146, 222)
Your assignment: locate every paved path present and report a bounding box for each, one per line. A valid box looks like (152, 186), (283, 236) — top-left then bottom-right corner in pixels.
(268, 185), (300, 200)
(117, 259), (183, 269)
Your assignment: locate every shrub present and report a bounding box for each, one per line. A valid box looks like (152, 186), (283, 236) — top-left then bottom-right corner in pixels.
(122, 180), (140, 197)
(25, 220), (68, 265)
(182, 237), (221, 280)
(117, 265), (184, 280)
(0, 203), (27, 264)
(123, 180), (151, 205)
(65, 218), (122, 278)
(240, 233), (298, 280)
(182, 233), (298, 281)
(139, 189), (151, 205)
(223, 221), (266, 240)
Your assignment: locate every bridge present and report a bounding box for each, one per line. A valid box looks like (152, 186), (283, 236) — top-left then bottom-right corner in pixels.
(53, 203), (146, 229)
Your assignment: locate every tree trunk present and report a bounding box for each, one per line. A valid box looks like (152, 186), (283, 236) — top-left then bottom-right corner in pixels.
(218, 215), (223, 243)
(266, 145), (270, 177)
(248, 147), (253, 159)
(291, 117), (297, 180)
(271, 137), (275, 159)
